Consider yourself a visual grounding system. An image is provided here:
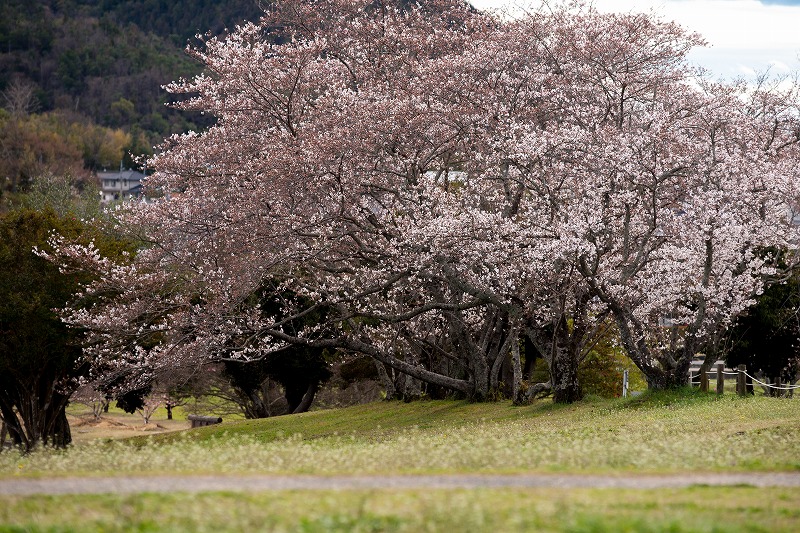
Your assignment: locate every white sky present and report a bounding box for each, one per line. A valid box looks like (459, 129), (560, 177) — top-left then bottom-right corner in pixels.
(469, 0), (800, 80)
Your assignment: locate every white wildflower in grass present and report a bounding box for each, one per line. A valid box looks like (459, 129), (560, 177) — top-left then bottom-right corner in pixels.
(1, 394), (799, 477)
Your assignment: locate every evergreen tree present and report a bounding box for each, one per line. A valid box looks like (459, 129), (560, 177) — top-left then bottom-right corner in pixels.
(725, 275), (800, 392)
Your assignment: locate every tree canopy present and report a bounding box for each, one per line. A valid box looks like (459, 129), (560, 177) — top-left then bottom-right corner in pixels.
(51, 0), (800, 404)
(0, 208), (94, 449)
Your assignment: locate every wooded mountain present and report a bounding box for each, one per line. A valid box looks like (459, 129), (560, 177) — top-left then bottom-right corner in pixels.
(0, 0), (263, 158)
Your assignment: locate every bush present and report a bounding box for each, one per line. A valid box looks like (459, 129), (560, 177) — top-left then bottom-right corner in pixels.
(579, 337), (646, 398)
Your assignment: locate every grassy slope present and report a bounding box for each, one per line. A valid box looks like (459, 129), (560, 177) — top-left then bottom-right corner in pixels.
(3, 390), (800, 532)
(4, 389), (800, 477)
(145, 396), (539, 444)
(138, 386), (800, 446)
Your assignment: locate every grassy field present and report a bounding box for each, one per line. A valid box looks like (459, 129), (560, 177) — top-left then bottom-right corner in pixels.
(2, 486), (799, 532)
(5, 389), (800, 477)
(65, 404), (191, 444)
(2, 389), (800, 531)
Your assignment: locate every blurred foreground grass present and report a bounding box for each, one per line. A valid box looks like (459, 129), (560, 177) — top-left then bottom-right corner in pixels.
(2, 486), (799, 532)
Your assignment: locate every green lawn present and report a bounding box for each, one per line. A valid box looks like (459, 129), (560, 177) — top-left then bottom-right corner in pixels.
(2, 487), (799, 532)
(3, 389), (800, 477)
(2, 390), (799, 532)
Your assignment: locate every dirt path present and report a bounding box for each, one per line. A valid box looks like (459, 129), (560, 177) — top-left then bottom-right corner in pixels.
(3, 472), (800, 495)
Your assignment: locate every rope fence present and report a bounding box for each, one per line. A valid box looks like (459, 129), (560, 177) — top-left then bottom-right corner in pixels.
(687, 363), (800, 396)
(743, 371), (800, 391)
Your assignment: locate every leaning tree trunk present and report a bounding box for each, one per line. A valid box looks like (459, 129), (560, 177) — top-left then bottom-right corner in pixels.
(696, 351), (720, 386)
(291, 381), (319, 414)
(344, 337), (472, 396)
(0, 402), (24, 449)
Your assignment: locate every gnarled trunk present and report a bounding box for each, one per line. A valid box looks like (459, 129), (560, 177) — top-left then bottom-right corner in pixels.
(550, 342), (582, 403)
(611, 305), (696, 391)
(0, 393), (72, 452)
(526, 300), (588, 405)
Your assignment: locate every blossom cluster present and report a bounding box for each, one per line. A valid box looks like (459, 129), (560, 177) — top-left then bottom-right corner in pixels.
(54, 0), (800, 399)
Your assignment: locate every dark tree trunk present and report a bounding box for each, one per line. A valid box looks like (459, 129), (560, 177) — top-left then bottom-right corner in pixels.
(697, 352), (718, 383)
(0, 395), (72, 451)
(48, 407), (71, 448)
(487, 312), (511, 394)
(526, 311), (584, 404)
(244, 389), (271, 419)
(638, 348), (693, 390)
(522, 335), (538, 380)
(285, 381), (310, 413)
(291, 381), (319, 414)
(642, 368), (689, 390)
(550, 343), (582, 403)
(0, 402), (24, 448)
(608, 298), (699, 391)
(510, 333), (522, 402)
(375, 360), (397, 400)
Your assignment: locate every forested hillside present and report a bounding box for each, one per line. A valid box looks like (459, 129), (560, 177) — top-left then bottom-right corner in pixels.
(0, 0), (263, 200)
(87, 0), (264, 44)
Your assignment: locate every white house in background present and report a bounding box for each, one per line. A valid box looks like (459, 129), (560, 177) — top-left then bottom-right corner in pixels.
(98, 169), (145, 203)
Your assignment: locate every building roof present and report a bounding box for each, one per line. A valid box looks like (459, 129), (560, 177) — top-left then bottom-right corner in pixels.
(98, 169), (145, 182)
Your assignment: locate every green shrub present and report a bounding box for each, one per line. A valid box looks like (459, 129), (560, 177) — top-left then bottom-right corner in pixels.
(579, 337), (646, 398)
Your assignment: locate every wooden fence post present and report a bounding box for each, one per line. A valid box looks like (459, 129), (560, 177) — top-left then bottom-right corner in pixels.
(737, 364), (747, 397)
(700, 369), (709, 393)
(776, 377), (783, 398)
(716, 363), (724, 395)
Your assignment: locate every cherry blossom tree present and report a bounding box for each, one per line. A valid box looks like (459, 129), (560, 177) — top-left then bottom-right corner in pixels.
(49, 0), (800, 404)
(578, 79), (800, 388)
(71, 383), (110, 420)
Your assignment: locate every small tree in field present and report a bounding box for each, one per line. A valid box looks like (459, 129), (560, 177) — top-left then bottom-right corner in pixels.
(71, 384), (110, 420)
(137, 395), (162, 425)
(49, 0), (800, 403)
